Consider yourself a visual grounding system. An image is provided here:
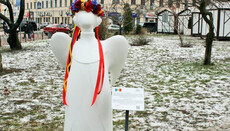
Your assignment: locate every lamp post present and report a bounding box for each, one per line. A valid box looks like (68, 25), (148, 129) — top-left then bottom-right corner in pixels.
(70, 0), (72, 24)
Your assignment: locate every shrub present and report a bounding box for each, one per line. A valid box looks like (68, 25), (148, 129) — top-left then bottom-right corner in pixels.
(140, 28), (148, 35)
(98, 18), (109, 40)
(123, 3), (134, 34)
(135, 25), (142, 34)
(131, 36), (151, 46)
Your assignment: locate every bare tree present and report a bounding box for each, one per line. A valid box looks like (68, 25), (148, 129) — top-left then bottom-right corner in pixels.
(157, 0), (227, 65)
(106, 0), (227, 65)
(0, 52), (2, 71)
(106, 0), (152, 35)
(0, 0), (25, 50)
(155, 0), (192, 47)
(191, 0), (228, 65)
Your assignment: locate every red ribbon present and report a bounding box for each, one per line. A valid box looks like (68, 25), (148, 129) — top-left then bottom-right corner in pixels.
(63, 26), (104, 106)
(63, 26), (80, 105)
(91, 26), (105, 106)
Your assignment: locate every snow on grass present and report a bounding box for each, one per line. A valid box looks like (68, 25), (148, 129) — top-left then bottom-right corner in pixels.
(0, 35), (230, 130)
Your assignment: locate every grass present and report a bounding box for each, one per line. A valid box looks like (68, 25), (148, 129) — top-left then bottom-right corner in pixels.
(0, 68), (23, 76)
(32, 92), (42, 98)
(1, 35), (230, 130)
(17, 81), (30, 86)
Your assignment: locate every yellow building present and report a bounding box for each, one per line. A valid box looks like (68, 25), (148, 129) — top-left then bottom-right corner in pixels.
(22, 0), (192, 24)
(103, 0), (192, 24)
(1, 0), (194, 25)
(25, 0), (73, 24)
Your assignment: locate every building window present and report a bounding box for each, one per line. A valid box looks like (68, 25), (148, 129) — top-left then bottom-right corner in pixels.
(176, 1), (180, 8)
(192, 0), (196, 6)
(150, 0), (154, 6)
(185, 0), (188, 9)
(42, 1), (44, 8)
(65, 0), (67, 7)
(60, 0), (62, 7)
(101, 0), (104, 4)
(30, 2), (32, 9)
(55, 0), (57, 7)
(141, 0), (145, 5)
(131, 0), (136, 5)
(112, 0), (119, 4)
(27, 3), (29, 9)
(50, 0), (53, 8)
(159, 0), (163, 7)
(168, 0), (172, 7)
(46, 1), (48, 8)
(34, 2), (36, 9)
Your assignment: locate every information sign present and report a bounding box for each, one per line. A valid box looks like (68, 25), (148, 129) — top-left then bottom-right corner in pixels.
(112, 87), (144, 111)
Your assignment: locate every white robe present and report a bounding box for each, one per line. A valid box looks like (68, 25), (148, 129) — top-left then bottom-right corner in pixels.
(50, 32), (129, 131)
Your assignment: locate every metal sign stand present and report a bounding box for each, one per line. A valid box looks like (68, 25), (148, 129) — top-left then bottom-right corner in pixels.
(125, 110), (129, 131)
(112, 87), (145, 131)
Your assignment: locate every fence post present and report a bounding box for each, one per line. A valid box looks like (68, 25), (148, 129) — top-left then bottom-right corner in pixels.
(19, 32), (21, 42)
(0, 36), (1, 47)
(25, 34), (27, 42)
(48, 32), (52, 39)
(33, 31), (35, 41)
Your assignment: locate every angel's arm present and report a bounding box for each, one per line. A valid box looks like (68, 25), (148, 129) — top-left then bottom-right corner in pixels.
(103, 35), (130, 85)
(50, 32), (71, 67)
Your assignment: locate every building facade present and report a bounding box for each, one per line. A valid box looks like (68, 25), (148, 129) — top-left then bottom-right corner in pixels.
(0, 0), (193, 25)
(102, 0), (193, 24)
(24, 0), (73, 24)
(23, 0), (193, 24)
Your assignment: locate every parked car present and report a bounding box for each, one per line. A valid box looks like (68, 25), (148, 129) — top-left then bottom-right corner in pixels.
(68, 24), (74, 29)
(63, 24), (69, 28)
(43, 24), (70, 35)
(37, 23), (41, 30)
(107, 24), (120, 31)
(142, 22), (157, 33)
(40, 22), (49, 29)
(19, 20), (38, 31)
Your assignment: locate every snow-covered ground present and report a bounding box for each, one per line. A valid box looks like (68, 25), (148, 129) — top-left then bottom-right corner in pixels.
(0, 35), (230, 130)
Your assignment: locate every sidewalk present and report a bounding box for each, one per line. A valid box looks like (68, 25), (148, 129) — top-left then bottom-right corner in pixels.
(0, 30), (49, 46)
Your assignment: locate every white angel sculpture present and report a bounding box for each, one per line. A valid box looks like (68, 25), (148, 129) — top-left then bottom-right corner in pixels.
(50, 0), (129, 130)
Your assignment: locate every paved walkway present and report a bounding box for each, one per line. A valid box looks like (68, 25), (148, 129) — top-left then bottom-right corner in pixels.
(0, 30), (49, 46)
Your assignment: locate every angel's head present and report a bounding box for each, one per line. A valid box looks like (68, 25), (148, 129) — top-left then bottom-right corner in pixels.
(71, 0), (104, 29)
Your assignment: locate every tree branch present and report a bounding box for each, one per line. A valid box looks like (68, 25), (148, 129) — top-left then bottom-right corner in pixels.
(0, 0), (7, 5)
(0, 13), (12, 26)
(6, 0), (14, 23)
(12, 0), (25, 31)
(199, 1), (214, 30)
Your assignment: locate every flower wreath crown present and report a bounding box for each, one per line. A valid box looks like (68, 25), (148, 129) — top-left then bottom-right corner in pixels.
(64, 0), (105, 106)
(71, 0), (104, 17)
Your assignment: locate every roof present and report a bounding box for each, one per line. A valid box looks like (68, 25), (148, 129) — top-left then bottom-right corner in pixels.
(207, 1), (230, 9)
(178, 9), (191, 16)
(156, 9), (174, 16)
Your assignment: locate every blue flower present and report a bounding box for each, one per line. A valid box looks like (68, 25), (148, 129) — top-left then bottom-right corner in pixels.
(92, 0), (97, 5)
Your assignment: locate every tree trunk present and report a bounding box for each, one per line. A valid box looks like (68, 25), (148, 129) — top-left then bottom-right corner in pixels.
(204, 31), (214, 65)
(7, 31), (22, 50)
(119, 24), (122, 35)
(174, 14), (184, 47)
(0, 0), (24, 50)
(174, 15), (178, 34)
(178, 31), (184, 47)
(0, 53), (2, 71)
(199, 1), (215, 65)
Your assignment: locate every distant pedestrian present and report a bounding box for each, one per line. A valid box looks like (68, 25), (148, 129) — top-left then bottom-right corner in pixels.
(3, 22), (8, 36)
(23, 21), (33, 39)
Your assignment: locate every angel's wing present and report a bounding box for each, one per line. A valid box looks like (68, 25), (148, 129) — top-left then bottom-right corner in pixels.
(103, 35), (130, 85)
(50, 32), (71, 67)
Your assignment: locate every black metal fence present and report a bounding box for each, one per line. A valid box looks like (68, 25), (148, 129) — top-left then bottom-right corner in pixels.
(0, 30), (49, 46)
